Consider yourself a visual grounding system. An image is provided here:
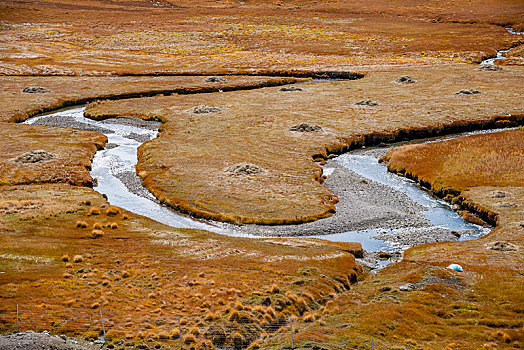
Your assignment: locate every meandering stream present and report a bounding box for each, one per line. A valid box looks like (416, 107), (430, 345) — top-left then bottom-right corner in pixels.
(18, 25), (524, 270)
(480, 27), (524, 65)
(24, 107), (496, 270)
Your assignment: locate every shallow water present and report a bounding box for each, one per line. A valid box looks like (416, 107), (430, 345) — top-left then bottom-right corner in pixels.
(480, 27), (524, 65)
(24, 105), (494, 264)
(24, 107), (246, 237)
(333, 152), (489, 241)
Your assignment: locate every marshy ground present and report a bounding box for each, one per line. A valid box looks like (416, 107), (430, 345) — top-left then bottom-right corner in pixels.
(1, 0), (523, 349)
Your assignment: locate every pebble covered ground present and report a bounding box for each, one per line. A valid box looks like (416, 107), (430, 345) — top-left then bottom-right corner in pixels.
(0, 331), (98, 350)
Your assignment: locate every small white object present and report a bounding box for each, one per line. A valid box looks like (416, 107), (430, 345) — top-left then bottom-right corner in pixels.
(447, 263), (463, 272)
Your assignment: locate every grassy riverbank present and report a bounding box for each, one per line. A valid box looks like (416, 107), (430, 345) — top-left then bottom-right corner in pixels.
(85, 65), (524, 224)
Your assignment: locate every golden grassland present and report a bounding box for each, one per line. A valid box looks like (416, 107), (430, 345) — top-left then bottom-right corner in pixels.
(0, 0), (523, 347)
(0, 75), (305, 123)
(0, 124), (106, 187)
(383, 129), (524, 195)
(85, 65), (524, 224)
(0, 184), (362, 349)
(262, 132), (523, 349)
(1, 0), (523, 75)
(0, 71), (521, 348)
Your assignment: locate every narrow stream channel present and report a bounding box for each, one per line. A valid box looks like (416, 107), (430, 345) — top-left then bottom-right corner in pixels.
(19, 26), (524, 270)
(480, 27), (524, 65)
(24, 106), (499, 270)
(24, 107), (243, 236)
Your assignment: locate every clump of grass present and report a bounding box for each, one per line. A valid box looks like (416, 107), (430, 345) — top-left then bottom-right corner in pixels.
(88, 207), (101, 216)
(61, 255), (70, 262)
(183, 334), (196, 344)
(204, 312), (218, 321)
(106, 206), (120, 216)
(229, 310), (240, 322)
(93, 222), (103, 230)
(503, 332), (512, 343)
(169, 330), (180, 339)
(233, 332), (245, 350)
(76, 221), (88, 228)
(264, 306), (277, 321)
(234, 301), (244, 311)
(461, 212), (485, 226)
(89, 230), (104, 239)
(73, 255), (83, 263)
(286, 291), (299, 304)
(110, 222), (118, 229)
(248, 339), (261, 349)
(65, 262), (72, 268)
(303, 312), (318, 322)
(157, 331), (170, 340)
(270, 284), (280, 293)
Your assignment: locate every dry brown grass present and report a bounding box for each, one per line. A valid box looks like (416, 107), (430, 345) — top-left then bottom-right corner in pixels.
(105, 206), (120, 217)
(1, 0), (523, 76)
(0, 123), (106, 187)
(0, 183), (360, 348)
(75, 221), (88, 229)
(0, 1), (522, 347)
(72, 255), (83, 263)
(268, 131), (523, 349)
(88, 229), (104, 239)
(0, 76), (305, 123)
(85, 65), (524, 224)
(384, 129), (524, 194)
(87, 207), (101, 216)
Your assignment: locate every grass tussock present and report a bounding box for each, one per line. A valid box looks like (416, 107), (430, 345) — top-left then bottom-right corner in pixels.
(183, 334), (197, 344)
(88, 229), (104, 239)
(93, 222), (103, 230)
(88, 207), (101, 216)
(75, 221), (88, 228)
(106, 206), (121, 216)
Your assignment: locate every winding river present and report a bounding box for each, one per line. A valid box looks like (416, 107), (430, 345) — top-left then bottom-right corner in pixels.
(24, 106), (494, 269)
(18, 25), (524, 270)
(480, 27), (524, 65)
